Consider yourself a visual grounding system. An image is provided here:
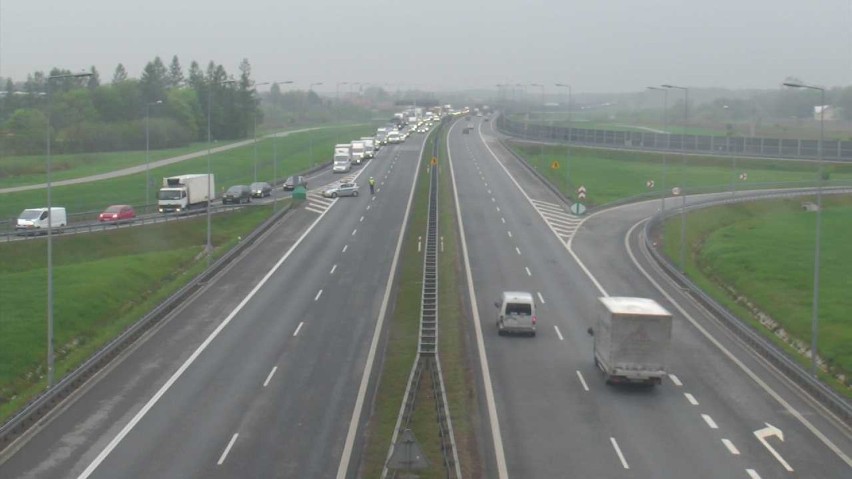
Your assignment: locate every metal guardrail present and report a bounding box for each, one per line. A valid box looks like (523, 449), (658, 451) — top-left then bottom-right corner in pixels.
(497, 115), (852, 162)
(642, 191), (852, 428)
(0, 201), (297, 450)
(385, 120), (461, 479)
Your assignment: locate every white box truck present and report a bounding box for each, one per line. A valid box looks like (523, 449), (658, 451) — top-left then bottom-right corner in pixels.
(332, 144), (351, 173)
(360, 137), (377, 156)
(590, 297), (672, 386)
(350, 140), (366, 164)
(16, 207), (67, 234)
(158, 174), (215, 213)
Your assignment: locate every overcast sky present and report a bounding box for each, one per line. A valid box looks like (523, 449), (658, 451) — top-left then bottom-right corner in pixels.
(2, 0), (850, 94)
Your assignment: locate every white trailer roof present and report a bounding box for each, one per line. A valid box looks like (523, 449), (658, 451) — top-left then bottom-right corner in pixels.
(599, 297), (671, 317)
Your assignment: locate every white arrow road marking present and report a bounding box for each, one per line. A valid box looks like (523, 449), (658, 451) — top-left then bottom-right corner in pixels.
(754, 423), (793, 472)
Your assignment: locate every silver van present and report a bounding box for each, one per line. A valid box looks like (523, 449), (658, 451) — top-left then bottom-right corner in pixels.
(495, 291), (537, 336)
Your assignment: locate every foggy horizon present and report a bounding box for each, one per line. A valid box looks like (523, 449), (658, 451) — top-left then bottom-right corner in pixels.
(2, 0), (851, 94)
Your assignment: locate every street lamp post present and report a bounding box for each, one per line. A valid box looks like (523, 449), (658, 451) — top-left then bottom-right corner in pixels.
(46, 71), (92, 387)
(663, 84), (689, 272)
(647, 86), (669, 212)
(252, 82), (271, 182)
(145, 100), (163, 213)
(555, 83), (572, 191)
(783, 80), (825, 377)
(207, 78), (237, 266)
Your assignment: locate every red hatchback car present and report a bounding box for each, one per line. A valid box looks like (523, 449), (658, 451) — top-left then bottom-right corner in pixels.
(98, 204), (136, 223)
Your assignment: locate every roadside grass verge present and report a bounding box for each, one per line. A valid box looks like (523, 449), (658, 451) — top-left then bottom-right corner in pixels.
(661, 196), (852, 396)
(0, 125), (374, 222)
(0, 204), (279, 421)
(508, 142), (852, 206)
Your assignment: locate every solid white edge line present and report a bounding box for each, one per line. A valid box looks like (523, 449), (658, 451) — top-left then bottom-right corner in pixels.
(293, 322), (304, 337)
(77, 194), (338, 479)
(685, 393), (699, 406)
(610, 437), (630, 469)
(669, 374), (683, 386)
(576, 370), (590, 391)
(554, 325), (564, 341)
(451, 120), (509, 478)
(263, 366), (278, 387)
(335, 130), (430, 479)
(477, 125), (608, 297)
(722, 438), (740, 455)
(217, 433), (239, 465)
(623, 218), (852, 468)
(314, 289), (323, 301)
(702, 414), (719, 429)
(746, 468), (762, 479)
(537, 292), (545, 304)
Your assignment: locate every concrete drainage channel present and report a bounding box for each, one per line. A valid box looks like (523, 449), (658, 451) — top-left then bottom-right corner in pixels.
(0, 202), (295, 451)
(382, 144), (462, 479)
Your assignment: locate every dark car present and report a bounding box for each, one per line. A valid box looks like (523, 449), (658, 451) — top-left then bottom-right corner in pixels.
(250, 182), (272, 198)
(98, 204), (136, 223)
(283, 175), (307, 191)
(222, 185), (252, 204)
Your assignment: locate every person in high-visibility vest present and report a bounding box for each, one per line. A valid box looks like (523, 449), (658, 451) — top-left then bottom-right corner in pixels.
(369, 177), (376, 194)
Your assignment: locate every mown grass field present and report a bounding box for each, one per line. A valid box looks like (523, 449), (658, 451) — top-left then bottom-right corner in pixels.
(0, 204), (278, 420)
(510, 142), (852, 206)
(661, 196), (852, 394)
(0, 125), (374, 222)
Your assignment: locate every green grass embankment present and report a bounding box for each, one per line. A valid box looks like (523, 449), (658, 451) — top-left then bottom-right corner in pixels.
(509, 142), (852, 206)
(0, 204), (279, 421)
(661, 196), (852, 395)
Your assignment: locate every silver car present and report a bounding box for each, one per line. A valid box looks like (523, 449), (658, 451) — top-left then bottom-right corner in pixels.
(322, 182), (360, 198)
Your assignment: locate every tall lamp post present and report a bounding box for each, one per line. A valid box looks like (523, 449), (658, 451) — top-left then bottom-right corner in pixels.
(662, 84), (689, 272)
(252, 82), (271, 182)
(46, 71), (92, 387)
(207, 78), (237, 265)
(555, 83), (572, 191)
(271, 80), (293, 210)
(647, 86), (669, 212)
(783, 80), (825, 377)
(145, 100), (163, 213)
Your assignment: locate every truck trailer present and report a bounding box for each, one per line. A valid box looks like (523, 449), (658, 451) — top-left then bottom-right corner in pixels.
(158, 174), (215, 213)
(590, 297), (672, 386)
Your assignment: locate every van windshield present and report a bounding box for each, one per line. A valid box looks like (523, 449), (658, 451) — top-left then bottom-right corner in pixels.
(506, 303), (532, 315)
(158, 190), (182, 200)
(19, 210), (42, 220)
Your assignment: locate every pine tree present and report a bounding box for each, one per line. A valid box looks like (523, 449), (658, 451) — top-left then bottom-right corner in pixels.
(167, 55), (184, 88)
(112, 63), (128, 83)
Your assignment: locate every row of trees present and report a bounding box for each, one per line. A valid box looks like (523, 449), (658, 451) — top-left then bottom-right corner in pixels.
(0, 56), (262, 155)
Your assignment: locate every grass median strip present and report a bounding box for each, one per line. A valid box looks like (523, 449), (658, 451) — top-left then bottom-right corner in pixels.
(360, 123), (481, 477)
(0, 204), (279, 421)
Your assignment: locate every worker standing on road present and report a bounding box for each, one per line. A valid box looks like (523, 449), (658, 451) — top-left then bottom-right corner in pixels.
(369, 177), (376, 194)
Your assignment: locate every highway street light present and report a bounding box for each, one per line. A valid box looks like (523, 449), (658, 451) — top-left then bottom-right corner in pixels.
(207, 78), (237, 266)
(46, 71), (93, 388)
(252, 82), (271, 182)
(663, 84), (689, 273)
(647, 86), (669, 212)
(555, 83), (572, 191)
(145, 100), (164, 213)
(783, 80), (825, 377)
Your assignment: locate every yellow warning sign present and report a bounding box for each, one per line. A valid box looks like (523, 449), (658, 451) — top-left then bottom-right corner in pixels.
(431, 157), (438, 166)
(551, 160), (560, 170)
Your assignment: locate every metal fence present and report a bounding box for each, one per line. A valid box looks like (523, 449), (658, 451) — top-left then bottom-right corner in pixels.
(497, 116), (852, 161)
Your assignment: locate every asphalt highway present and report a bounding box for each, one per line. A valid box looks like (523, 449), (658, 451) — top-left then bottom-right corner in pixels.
(0, 131), (429, 478)
(447, 117), (851, 478)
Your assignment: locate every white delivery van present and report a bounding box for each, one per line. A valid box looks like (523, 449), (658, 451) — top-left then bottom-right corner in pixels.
(495, 291), (537, 336)
(16, 207), (67, 234)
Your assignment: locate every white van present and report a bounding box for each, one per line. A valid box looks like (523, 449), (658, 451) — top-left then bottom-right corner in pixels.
(16, 207), (67, 234)
(495, 291), (537, 336)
